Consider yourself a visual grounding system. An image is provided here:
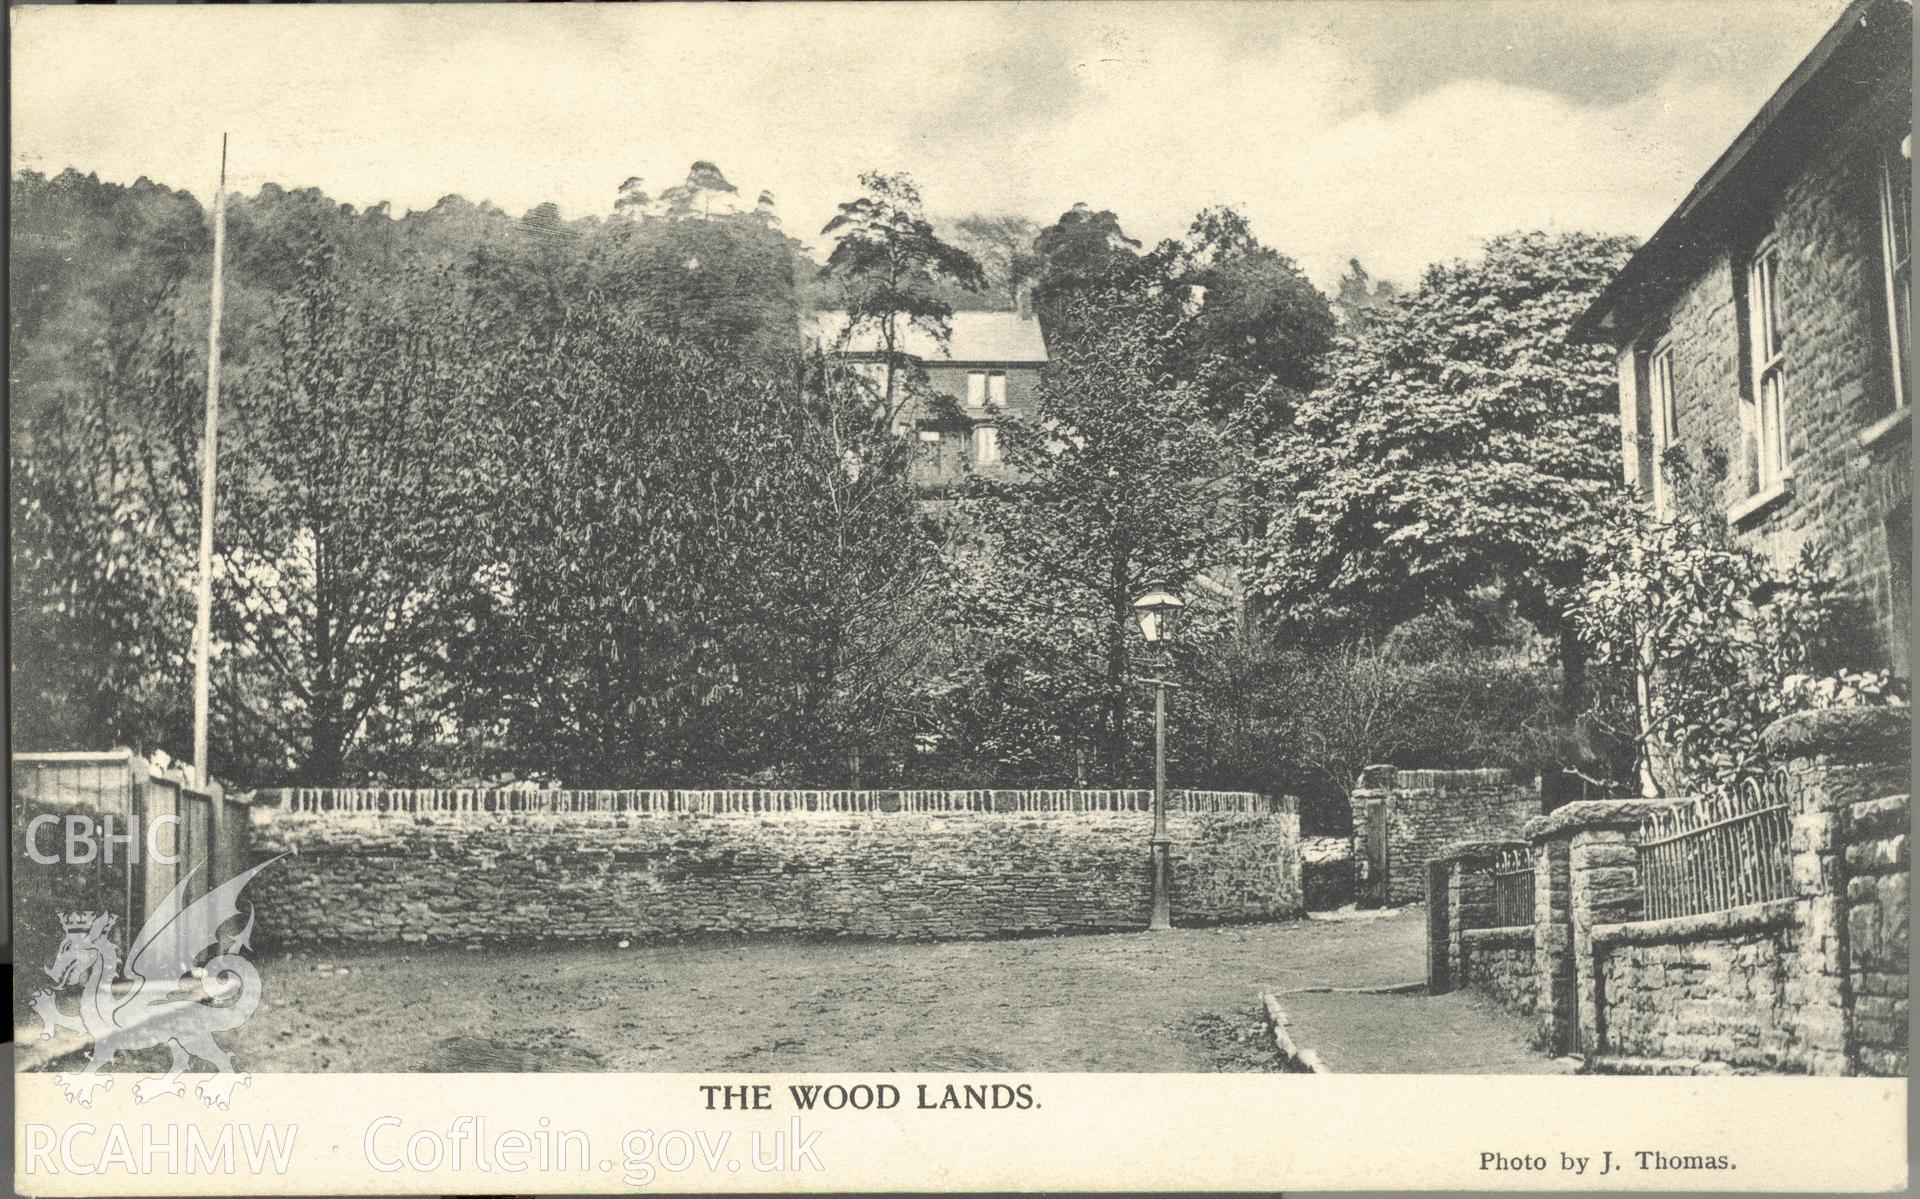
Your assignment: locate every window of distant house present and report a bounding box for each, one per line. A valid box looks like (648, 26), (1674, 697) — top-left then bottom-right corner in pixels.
(987, 371), (1007, 407)
(1877, 133), (1911, 411)
(973, 424), (1001, 465)
(1744, 240), (1788, 491)
(966, 371), (988, 407)
(1648, 343), (1677, 515)
(917, 428), (943, 442)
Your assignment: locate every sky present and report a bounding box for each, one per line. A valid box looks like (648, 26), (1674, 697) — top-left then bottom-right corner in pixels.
(10, 0), (1857, 291)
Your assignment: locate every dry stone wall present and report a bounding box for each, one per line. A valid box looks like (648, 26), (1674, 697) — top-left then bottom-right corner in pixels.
(1351, 768), (1540, 905)
(1592, 901), (1801, 1072)
(246, 789), (1302, 947)
(1436, 708), (1908, 1076)
(1462, 927), (1536, 1016)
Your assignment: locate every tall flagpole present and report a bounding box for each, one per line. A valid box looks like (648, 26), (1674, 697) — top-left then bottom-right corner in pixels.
(192, 135), (228, 789)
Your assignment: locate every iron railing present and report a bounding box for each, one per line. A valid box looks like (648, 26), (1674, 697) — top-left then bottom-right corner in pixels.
(1637, 772), (1793, 920)
(1491, 846), (1536, 926)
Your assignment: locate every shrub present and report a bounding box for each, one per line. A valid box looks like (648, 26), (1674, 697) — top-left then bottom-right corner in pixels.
(1572, 502), (1902, 795)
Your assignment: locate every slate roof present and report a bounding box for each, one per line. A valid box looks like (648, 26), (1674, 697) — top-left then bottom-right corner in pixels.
(811, 310), (1049, 364)
(1575, 0), (1911, 340)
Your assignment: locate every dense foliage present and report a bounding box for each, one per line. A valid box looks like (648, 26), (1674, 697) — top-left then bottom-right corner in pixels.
(9, 165), (935, 785)
(1241, 232), (1638, 684)
(17, 163), (1707, 806)
(1574, 502), (1902, 795)
(450, 313), (945, 785)
(949, 286), (1231, 780)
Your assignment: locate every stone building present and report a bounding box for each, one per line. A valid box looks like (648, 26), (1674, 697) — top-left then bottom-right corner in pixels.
(812, 309), (1049, 490)
(1577, 0), (1912, 675)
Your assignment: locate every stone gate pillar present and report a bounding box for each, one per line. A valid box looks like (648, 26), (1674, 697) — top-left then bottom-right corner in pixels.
(1764, 707), (1910, 1075)
(1528, 819), (1575, 1056)
(1530, 800), (1682, 1059)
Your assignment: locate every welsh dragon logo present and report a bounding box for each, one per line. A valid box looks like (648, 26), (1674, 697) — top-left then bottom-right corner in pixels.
(31, 856), (281, 1109)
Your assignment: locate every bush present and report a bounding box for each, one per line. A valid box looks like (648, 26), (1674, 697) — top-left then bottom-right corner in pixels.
(1177, 603), (1599, 835)
(1572, 502), (1902, 795)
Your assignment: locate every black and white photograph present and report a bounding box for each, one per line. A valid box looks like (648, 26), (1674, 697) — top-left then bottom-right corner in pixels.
(8, 0), (1912, 1192)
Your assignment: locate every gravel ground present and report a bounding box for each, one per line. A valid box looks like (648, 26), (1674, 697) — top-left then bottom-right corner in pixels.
(41, 907), (1565, 1073)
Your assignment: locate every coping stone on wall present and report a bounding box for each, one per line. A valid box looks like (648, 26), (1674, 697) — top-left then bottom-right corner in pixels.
(1432, 838), (1527, 864)
(1461, 925), (1534, 947)
(1760, 707), (1910, 761)
(1524, 799), (1686, 841)
(1589, 897), (1798, 950)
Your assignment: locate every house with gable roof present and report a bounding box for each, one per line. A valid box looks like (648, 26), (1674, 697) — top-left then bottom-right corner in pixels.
(1576, 0), (1912, 676)
(811, 308), (1050, 490)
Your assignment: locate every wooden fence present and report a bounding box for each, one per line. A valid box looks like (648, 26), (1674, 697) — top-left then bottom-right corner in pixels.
(12, 750), (247, 957)
(1637, 774), (1793, 921)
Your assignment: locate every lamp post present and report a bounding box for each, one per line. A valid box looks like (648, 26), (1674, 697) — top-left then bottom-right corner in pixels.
(1132, 585), (1185, 932)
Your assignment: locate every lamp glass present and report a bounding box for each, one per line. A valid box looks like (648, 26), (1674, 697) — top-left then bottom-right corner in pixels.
(1131, 587), (1185, 644)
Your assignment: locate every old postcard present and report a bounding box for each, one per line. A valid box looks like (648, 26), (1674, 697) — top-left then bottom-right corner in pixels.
(8, 0), (1911, 1193)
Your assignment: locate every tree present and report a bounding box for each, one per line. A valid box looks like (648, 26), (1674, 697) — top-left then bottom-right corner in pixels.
(951, 213), (1042, 310)
(1242, 231), (1638, 698)
(210, 243), (489, 781)
(1158, 205), (1336, 428)
(589, 206), (803, 361)
(615, 176), (651, 216)
(750, 189), (780, 228)
(10, 315), (198, 757)
(1573, 503), (1900, 795)
(1031, 202), (1142, 320)
(1333, 257), (1399, 330)
(453, 306), (947, 784)
(820, 171), (985, 416)
(964, 285), (1229, 777)
(659, 160), (740, 220)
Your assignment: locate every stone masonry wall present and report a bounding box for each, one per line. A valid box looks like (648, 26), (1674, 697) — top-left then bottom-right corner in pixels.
(1593, 903), (1801, 1072)
(1634, 75), (1911, 670)
(1437, 711), (1907, 1076)
(1351, 768), (1540, 905)
(1532, 835), (1576, 1054)
(246, 797), (1302, 947)
(1462, 927), (1536, 1016)
(1844, 791), (1909, 1074)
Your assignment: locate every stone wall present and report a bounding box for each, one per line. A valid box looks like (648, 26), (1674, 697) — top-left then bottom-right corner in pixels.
(245, 789), (1302, 947)
(1845, 791), (1909, 1075)
(1351, 768), (1540, 905)
(1434, 708), (1907, 1076)
(1531, 833), (1576, 1054)
(1462, 927), (1536, 1016)
(1428, 839), (1537, 1015)
(1592, 901), (1800, 1072)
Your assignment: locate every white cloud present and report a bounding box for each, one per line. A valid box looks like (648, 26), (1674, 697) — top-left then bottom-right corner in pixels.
(9, 1), (1849, 293)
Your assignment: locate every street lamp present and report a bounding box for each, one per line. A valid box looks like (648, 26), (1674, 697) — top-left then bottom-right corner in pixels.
(1132, 585), (1185, 932)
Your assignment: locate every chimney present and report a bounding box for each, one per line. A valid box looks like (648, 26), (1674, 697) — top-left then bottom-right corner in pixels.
(1015, 279), (1035, 320)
